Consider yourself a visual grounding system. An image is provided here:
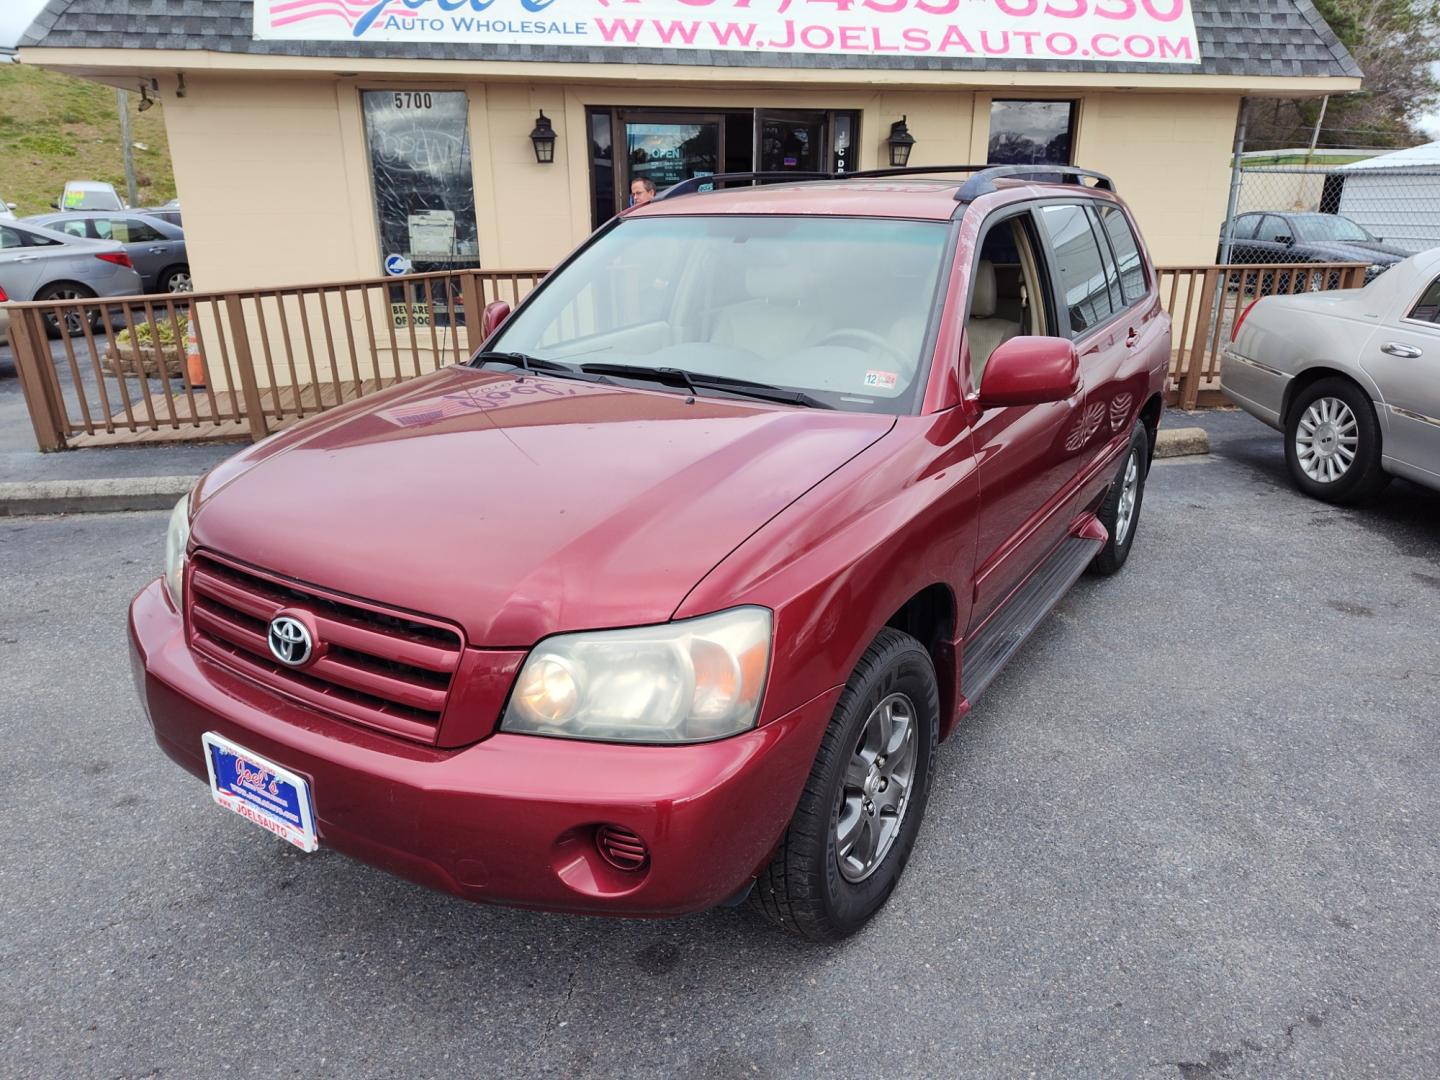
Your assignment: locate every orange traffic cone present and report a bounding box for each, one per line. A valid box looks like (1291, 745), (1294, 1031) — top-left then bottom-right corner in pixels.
(184, 319), (206, 388)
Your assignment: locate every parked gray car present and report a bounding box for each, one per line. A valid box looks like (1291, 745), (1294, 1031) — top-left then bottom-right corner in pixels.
(26, 210), (189, 293)
(0, 219), (144, 338)
(1221, 247), (1440, 502)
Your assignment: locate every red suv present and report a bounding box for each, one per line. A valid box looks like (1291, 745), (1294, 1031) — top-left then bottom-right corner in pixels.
(129, 166), (1170, 940)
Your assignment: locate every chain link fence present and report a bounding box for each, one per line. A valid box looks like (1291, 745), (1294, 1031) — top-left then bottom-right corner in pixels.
(1219, 160), (1440, 285)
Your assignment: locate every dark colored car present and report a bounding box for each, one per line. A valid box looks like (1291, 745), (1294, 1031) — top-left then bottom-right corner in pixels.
(128, 165), (1171, 940)
(1219, 211), (1409, 283)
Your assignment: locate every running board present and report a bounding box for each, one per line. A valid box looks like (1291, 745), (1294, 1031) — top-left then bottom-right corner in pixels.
(960, 524), (1105, 705)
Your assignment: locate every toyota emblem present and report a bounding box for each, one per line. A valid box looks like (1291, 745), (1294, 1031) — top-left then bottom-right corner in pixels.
(267, 614), (313, 668)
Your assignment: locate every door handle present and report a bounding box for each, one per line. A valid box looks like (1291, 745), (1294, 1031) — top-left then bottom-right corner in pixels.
(148, 247), (165, 254)
(1381, 342), (1422, 359)
(17, 255), (38, 263)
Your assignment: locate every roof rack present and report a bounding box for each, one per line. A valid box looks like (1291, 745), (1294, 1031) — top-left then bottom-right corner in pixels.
(952, 165), (1114, 202)
(649, 164), (1116, 204)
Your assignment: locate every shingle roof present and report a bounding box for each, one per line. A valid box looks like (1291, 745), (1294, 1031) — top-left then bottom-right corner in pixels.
(21, 0), (1362, 79)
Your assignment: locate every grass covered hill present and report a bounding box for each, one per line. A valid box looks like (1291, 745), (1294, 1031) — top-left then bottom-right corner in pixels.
(0, 61), (176, 216)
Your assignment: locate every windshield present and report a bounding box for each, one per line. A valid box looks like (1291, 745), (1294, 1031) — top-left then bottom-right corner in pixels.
(1294, 215), (1374, 244)
(489, 215), (952, 414)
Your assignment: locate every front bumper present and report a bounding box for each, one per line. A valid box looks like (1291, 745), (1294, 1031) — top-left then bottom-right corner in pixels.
(130, 578), (837, 916)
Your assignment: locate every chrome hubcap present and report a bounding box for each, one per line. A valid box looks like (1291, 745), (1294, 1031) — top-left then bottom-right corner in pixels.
(835, 692), (917, 883)
(1115, 448), (1140, 545)
(1295, 397), (1358, 483)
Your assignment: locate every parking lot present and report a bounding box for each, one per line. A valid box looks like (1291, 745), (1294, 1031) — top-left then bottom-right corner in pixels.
(4, 412), (1439, 1079)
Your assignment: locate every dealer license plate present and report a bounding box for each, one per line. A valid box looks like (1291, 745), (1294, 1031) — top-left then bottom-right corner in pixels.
(201, 732), (318, 852)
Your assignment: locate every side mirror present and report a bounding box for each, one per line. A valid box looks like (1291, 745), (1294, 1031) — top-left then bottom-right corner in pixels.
(482, 300), (511, 338)
(976, 336), (1080, 408)
(5, 203), (14, 211)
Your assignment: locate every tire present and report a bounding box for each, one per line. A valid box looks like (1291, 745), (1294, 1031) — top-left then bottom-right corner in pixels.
(749, 627), (938, 942)
(1089, 422), (1150, 577)
(35, 282), (99, 340)
(160, 266), (193, 294)
(1284, 377), (1389, 504)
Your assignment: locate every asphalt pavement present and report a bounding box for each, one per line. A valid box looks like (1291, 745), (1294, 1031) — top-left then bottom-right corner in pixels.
(3, 415), (1439, 1079)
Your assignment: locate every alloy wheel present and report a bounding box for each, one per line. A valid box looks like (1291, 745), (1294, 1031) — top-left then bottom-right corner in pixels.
(167, 272), (193, 294)
(834, 692), (917, 883)
(1115, 447), (1141, 545)
(41, 287), (92, 336)
(1295, 396), (1359, 483)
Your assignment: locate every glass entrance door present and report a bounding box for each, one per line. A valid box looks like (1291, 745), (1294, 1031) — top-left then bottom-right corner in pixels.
(620, 112), (723, 203)
(756, 110), (827, 174)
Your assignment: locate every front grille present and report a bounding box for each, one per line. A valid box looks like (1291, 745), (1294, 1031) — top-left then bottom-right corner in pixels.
(187, 552), (463, 743)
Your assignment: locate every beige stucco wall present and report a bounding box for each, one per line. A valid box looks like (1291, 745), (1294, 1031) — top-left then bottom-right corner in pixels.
(1075, 91), (1242, 265)
(163, 73), (1238, 290)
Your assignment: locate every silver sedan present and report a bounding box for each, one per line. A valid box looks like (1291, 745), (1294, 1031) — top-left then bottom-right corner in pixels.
(1221, 247), (1440, 502)
(0, 219), (144, 338)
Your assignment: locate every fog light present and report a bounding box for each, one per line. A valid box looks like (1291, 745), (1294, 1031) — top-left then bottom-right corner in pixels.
(596, 824), (648, 871)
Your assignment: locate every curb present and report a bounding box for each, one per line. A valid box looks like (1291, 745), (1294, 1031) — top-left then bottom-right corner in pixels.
(1153, 427), (1210, 459)
(0, 476), (198, 517)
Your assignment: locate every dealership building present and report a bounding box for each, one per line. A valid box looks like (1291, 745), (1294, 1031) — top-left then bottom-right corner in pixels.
(21, 0), (1359, 290)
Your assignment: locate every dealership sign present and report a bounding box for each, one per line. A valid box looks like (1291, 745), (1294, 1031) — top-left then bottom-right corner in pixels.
(254, 0), (1201, 64)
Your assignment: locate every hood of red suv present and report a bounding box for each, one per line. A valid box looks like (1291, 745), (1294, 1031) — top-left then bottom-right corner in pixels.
(191, 367), (894, 646)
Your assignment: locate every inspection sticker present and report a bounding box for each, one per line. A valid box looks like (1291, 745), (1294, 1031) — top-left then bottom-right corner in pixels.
(863, 370), (898, 391)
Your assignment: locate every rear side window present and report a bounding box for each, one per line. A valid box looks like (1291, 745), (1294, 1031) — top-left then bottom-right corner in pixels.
(1095, 206), (1146, 305)
(1257, 216), (1293, 244)
(110, 218), (165, 243)
(1039, 203), (1114, 335)
(1410, 277), (1440, 325)
(0, 226), (21, 249)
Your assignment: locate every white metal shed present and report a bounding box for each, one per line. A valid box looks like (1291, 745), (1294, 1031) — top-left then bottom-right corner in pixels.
(1336, 143), (1440, 254)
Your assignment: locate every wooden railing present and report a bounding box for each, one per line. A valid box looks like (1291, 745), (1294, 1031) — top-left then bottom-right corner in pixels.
(1158, 261), (1368, 410)
(3, 261), (1367, 452)
(5, 268), (546, 451)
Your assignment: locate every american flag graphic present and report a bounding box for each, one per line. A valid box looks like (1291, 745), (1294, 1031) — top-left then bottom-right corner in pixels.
(259, 0), (417, 32)
(379, 390), (496, 429)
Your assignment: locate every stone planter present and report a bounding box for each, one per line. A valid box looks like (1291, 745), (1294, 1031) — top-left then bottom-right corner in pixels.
(106, 339), (186, 380)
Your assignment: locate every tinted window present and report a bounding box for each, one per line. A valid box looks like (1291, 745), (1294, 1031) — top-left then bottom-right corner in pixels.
(987, 100), (1076, 166)
(1039, 204), (1113, 334)
(1410, 277), (1440, 325)
(1085, 207), (1125, 314)
(104, 218), (165, 243)
(0, 226), (20, 249)
(1229, 215), (1260, 241)
(1095, 206), (1146, 305)
(1257, 216), (1293, 244)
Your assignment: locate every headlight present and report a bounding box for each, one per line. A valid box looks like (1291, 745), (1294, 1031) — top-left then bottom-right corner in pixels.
(163, 495), (191, 607)
(502, 607), (772, 743)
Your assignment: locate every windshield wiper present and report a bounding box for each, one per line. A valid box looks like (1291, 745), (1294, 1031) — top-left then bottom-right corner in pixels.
(472, 350), (578, 377)
(579, 363), (834, 410)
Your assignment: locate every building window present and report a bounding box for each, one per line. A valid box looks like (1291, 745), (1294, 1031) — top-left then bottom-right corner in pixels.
(361, 90), (480, 273)
(987, 100), (1077, 166)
